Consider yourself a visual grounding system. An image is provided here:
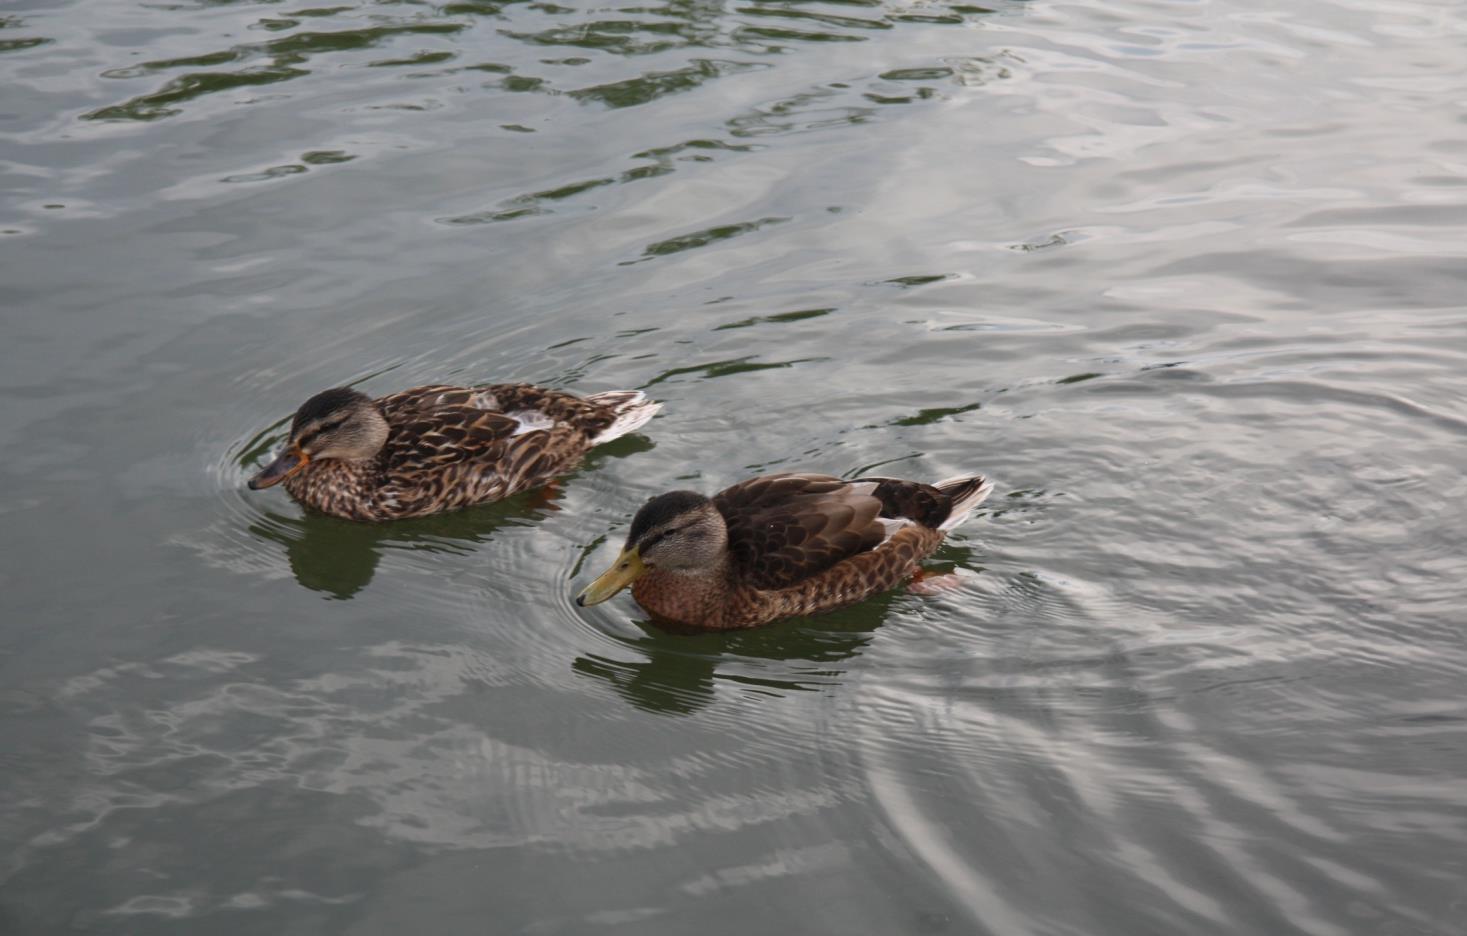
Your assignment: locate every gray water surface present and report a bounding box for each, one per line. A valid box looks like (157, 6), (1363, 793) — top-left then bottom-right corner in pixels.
(3, 0), (1467, 933)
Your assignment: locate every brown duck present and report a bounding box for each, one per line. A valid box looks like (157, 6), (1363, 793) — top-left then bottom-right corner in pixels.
(576, 471), (993, 629)
(247, 383), (659, 521)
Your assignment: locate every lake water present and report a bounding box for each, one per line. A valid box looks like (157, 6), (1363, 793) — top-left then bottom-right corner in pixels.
(3, 0), (1467, 932)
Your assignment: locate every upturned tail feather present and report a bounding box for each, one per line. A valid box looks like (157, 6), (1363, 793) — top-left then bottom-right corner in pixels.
(586, 390), (661, 444)
(934, 474), (994, 530)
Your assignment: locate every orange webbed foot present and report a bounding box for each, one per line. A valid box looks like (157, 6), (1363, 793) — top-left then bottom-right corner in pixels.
(906, 569), (965, 596)
(526, 480), (564, 511)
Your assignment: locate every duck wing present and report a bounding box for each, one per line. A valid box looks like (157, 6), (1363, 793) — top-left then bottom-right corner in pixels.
(375, 385), (488, 421)
(381, 385), (604, 490)
(712, 473), (887, 590)
(380, 403), (522, 474)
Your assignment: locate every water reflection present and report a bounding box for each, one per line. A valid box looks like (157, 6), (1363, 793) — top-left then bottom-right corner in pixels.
(11, 0), (1467, 927)
(574, 593), (897, 715)
(248, 488), (561, 599)
(574, 650), (717, 715)
(82, 0), (1003, 125)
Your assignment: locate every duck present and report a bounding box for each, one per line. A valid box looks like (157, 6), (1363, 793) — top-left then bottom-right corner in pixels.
(576, 471), (993, 629)
(247, 383), (659, 521)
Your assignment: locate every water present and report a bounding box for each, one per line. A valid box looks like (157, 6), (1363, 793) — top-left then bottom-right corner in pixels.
(3, 0), (1467, 931)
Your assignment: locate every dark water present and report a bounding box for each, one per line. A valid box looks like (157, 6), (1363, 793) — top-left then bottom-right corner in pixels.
(4, 0), (1467, 931)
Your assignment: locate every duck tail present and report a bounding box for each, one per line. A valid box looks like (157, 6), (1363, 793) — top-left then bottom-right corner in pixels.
(586, 390), (661, 444)
(934, 473), (994, 531)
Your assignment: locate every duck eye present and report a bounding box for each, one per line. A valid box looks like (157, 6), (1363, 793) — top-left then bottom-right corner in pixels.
(644, 525), (682, 548)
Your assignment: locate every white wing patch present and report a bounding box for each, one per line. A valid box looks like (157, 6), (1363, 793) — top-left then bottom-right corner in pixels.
(506, 409), (557, 436)
(875, 516), (915, 544)
(468, 390), (501, 410)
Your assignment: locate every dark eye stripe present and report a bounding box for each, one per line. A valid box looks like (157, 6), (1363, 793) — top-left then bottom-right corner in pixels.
(298, 417), (348, 443)
(645, 525), (684, 547)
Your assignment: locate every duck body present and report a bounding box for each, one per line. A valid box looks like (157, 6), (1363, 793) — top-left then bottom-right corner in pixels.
(251, 383), (658, 521)
(578, 471), (993, 630)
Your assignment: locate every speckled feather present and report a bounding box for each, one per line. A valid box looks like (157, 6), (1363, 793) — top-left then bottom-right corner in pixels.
(281, 383), (648, 520)
(630, 472), (987, 629)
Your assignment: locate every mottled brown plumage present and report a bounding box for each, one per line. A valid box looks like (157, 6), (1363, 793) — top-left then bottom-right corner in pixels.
(576, 471), (994, 630)
(247, 383), (659, 521)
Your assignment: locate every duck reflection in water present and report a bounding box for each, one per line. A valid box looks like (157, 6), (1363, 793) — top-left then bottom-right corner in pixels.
(248, 485), (565, 599)
(573, 589), (903, 716)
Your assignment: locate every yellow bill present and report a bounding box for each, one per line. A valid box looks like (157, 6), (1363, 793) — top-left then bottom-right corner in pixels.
(576, 546), (645, 607)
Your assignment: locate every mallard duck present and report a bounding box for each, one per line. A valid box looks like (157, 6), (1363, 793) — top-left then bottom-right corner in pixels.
(576, 471), (993, 629)
(247, 383), (659, 521)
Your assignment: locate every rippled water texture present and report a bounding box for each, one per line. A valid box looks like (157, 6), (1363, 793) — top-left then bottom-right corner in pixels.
(4, 0), (1467, 932)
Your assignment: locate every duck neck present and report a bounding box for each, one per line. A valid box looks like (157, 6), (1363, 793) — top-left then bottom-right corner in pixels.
(632, 557), (733, 629)
(284, 456), (375, 505)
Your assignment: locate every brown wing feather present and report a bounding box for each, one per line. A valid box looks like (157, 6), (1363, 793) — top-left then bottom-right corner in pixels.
(374, 384), (594, 475)
(376, 383), (620, 435)
(856, 477), (953, 528)
(376, 385), (479, 420)
(483, 383), (620, 436)
(381, 406), (521, 481)
(713, 473), (886, 590)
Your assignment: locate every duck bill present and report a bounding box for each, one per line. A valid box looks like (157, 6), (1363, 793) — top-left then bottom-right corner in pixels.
(247, 448), (308, 490)
(576, 547), (646, 607)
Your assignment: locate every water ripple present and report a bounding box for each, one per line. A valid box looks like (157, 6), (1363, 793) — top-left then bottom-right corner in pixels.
(7, 0), (1467, 931)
